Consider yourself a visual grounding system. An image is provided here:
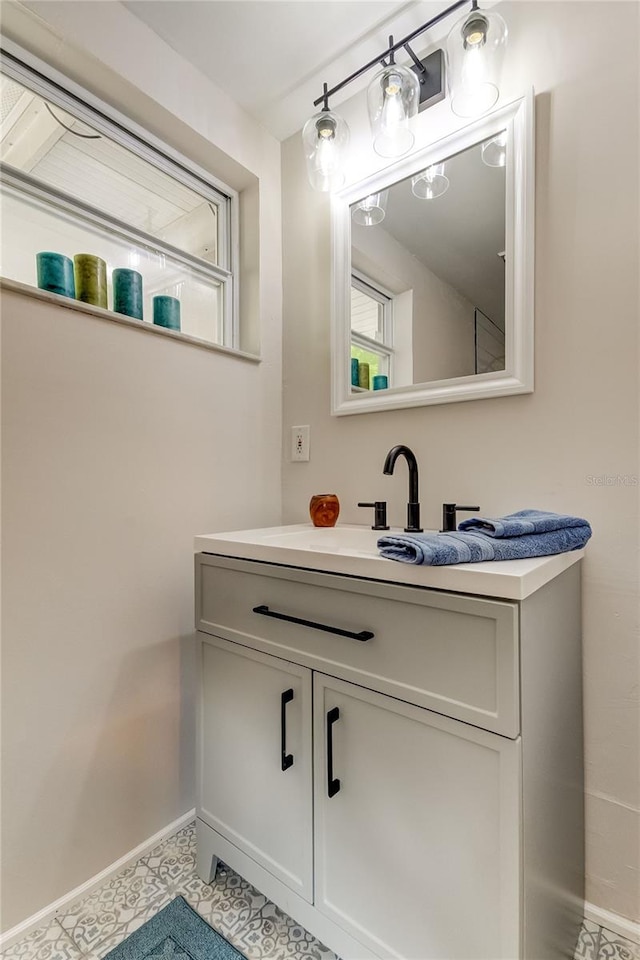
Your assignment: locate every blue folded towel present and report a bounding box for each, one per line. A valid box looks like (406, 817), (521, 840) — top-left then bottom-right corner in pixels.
(458, 509), (590, 538)
(378, 511), (591, 566)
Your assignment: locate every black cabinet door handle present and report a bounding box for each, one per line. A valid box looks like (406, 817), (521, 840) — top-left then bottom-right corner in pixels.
(281, 688), (294, 771)
(253, 605), (373, 642)
(327, 706), (340, 798)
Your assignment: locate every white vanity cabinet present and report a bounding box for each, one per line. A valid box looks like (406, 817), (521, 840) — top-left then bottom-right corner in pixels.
(194, 549), (584, 960)
(199, 637), (313, 902)
(312, 674), (520, 959)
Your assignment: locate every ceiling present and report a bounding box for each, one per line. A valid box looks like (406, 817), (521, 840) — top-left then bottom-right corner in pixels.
(0, 74), (219, 261)
(123, 0), (453, 140)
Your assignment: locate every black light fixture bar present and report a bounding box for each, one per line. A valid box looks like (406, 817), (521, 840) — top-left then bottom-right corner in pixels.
(312, 0), (474, 108)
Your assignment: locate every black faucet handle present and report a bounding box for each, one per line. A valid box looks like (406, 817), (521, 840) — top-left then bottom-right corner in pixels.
(441, 503), (481, 533)
(357, 501), (389, 531)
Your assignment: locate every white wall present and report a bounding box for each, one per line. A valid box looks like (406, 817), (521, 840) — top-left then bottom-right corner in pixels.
(0, 0), (282, 933)
(282, 1), (639, 923)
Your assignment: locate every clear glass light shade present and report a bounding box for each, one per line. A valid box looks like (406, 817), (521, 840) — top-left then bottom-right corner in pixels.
(411, 163), (450, 200)
(302, 109), (350, 192)
(482, 131), (507, 167)
(352, 191), (389, 226)
(367, 63), (420, 158)
(446, 8), (508, 118)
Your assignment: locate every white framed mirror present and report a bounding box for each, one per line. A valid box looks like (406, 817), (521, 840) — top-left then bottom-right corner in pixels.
(331, 92), (534, 415)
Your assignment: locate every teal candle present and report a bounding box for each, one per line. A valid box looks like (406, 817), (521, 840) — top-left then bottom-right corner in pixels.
(36, 252), (75, 298)
(153, 296), (181, 331)
(113, 268), (143, 320)
(74, 254), (107, 308)
(373, 375), (389, 390)
(351, 357), (360, 387)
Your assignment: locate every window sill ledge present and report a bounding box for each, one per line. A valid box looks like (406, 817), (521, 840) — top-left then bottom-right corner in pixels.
(0, 278), (261, 364)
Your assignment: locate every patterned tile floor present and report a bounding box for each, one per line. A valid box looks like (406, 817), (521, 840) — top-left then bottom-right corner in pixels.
(2, 820), (638, 960)
(1, 822), (336, 960)
(575, 921), (640, 960)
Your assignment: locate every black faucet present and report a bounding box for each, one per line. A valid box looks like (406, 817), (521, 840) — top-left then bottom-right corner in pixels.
(383, 444), (423, 532)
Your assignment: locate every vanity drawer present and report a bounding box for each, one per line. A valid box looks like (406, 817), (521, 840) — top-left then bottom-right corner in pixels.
(196, 555), (519, 737)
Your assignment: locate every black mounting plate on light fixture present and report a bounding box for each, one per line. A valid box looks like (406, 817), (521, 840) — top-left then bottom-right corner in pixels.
(411, 48), (446, 111)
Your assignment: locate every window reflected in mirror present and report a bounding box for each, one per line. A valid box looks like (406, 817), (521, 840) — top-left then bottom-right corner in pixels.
(349, 133), (507, 388)
(350, 274), (391, 390)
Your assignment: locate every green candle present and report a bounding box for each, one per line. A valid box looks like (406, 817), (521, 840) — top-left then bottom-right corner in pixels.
(74, 254), (108, 308)
(153, 296), (181, 331)
(36, 252), (75, 298)
(113, 268), (143, 320)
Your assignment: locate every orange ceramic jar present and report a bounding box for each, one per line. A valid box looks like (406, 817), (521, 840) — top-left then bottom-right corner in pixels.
(309, 493), (340, 528)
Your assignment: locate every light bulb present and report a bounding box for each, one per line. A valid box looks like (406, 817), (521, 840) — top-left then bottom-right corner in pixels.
(316, 135), (336, 177)
(384, 74), (402, 96)
(462, 14), (488, 49)
(316, 114), (337, 175)
(381, 78), (406, 137)
(317, 114), (337, 140)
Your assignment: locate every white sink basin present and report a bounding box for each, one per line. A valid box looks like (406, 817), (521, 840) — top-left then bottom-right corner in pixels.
(194, 522), (585, 600)
(257, 524), (430, 557)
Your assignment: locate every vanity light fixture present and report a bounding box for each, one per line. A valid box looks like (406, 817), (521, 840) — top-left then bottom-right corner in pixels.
(367, 47), (420, 158)
(446, 7), (508, 118)
(482, 130), (507, 167)
(302, 85), (350, 192)
(411, 163), (450, 199)
(352, 190), (389, 226)
(303, 0), (508, 192)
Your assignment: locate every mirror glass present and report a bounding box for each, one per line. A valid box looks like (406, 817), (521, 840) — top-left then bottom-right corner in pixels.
(331, 94), (534, 414)
(350, 134), (506, 392)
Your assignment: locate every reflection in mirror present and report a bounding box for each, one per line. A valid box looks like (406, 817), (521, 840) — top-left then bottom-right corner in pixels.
(349, 134), (506, 392)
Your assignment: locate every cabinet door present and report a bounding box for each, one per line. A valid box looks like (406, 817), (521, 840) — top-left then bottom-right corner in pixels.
(313, 674), (521, 959)
(198, 635), (313, 901)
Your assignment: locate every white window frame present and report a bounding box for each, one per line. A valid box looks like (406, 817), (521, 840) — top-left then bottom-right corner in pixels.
(350, 269), (395, 385)
(0, 41), (241, 350)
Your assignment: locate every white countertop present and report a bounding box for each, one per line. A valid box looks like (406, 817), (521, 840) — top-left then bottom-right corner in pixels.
(194, 523), (584, 601)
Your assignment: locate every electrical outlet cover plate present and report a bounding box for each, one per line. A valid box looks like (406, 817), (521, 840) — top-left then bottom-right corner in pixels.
(291, 425), (310, 462)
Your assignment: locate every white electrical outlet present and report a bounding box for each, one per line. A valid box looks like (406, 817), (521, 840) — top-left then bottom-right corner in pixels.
(291, 425), (310, 462)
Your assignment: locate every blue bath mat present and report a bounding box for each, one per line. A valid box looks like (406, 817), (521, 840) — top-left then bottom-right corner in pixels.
(104, 897), (246, 960)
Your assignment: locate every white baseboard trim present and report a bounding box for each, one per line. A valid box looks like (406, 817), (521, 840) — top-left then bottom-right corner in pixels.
(0, 808), (196, 951)
(4, 831), (638, 953)
(584, 901), (640, 943)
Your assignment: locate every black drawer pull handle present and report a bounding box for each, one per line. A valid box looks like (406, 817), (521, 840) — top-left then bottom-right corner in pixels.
(253, 605), (373, 642)
(281, 688), (294, 771)
(327, 707), (340, 798)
